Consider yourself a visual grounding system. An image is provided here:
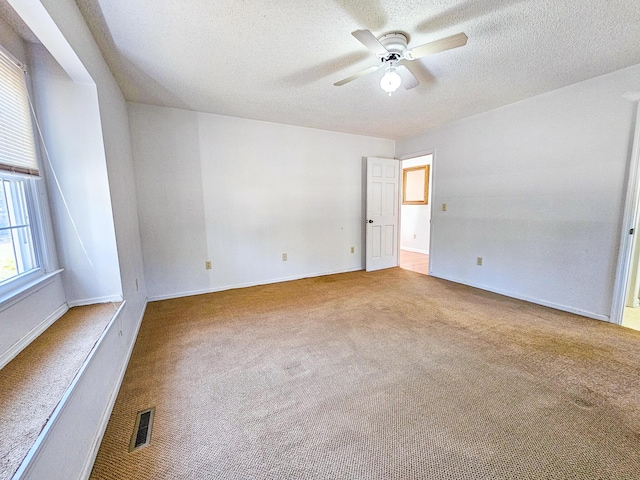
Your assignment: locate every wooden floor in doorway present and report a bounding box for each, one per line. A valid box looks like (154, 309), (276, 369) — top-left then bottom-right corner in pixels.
(623, 307), (640, 332)
(399, 249), (429, 276)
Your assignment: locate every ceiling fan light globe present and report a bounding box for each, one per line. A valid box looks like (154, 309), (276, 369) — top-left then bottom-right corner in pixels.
(380, 70), (402, 94)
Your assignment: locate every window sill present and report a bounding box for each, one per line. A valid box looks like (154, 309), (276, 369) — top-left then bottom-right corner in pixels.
(0, 269), (64, 313)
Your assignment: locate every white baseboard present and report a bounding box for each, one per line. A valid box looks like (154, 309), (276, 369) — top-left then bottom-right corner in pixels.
(67, 295), (123, 307)
(148, 267), (363, 301)
(79, 299), (147, 480)
(0, 303), (68, 370)
(400, 247), (429, 255)
(431, 272), (610, 322)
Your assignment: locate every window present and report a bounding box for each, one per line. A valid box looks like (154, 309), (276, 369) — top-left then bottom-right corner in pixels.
(402, 165), (429, 205)
(0, 45), (45, 292)
(0, 174), (38, 283)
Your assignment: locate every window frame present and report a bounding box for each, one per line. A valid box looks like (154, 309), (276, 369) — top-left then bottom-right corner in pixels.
(402, 165), (430, 205)
(0, 171), (47, 296)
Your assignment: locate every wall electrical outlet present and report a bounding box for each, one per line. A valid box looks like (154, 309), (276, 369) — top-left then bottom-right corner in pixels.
(442, 203), (447, 212)
(205, 261), (212, 270)
(350, 246), (355, 254)
(477, 257), (483, 266)
(282, 253), (287, 261)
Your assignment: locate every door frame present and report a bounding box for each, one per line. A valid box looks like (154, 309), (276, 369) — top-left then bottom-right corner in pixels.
(611, 101), (640, 325)
(398, 149), (436, 274)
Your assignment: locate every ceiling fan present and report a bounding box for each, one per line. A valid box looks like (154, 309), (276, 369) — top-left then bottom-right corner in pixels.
(334, 29), (468, 95)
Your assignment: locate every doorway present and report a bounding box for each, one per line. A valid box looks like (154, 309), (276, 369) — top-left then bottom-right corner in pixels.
(613, 100), (640, 331)
(621, 223), (640, 331)
(399, 154), (432, 276)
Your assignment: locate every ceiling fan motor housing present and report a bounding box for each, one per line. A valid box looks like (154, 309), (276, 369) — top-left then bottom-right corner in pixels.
(377, 32), (409, 57)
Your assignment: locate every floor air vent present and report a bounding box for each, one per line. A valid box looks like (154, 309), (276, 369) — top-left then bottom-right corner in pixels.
(129, 407), (155, 452)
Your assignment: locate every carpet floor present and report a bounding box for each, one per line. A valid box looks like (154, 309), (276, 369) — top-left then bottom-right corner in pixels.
(0, 303), (118, 480)
(91, 269), (640, 479)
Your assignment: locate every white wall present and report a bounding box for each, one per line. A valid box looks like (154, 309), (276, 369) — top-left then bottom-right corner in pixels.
(0, 274), (66, 369)
(400, 154), (432, 254)
(6, 0), (148, 478)
(397, 64), (640, 321)
(128, 103), (395, 300)
(28, 43), (122, 306)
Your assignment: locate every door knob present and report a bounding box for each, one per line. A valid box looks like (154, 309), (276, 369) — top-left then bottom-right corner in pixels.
(368, 219), (373, 223)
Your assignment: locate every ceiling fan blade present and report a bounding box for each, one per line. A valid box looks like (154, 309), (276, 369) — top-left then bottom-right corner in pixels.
(333, 64), (382, 86)
(405, 32), (468, 60)
(351, 29), (388, 55)
(397, 65), (419, 90)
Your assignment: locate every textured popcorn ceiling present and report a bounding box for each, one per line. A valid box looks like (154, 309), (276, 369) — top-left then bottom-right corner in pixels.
(74, 0), (640, 140)
(0, 0), (39, 44)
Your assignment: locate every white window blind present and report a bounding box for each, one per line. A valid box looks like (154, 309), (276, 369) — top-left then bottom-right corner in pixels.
(0, 48), (39, 176)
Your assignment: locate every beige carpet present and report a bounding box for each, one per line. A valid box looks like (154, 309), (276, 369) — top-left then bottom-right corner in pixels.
(91, 269), (640, 479)
(0, 303), (118, 480)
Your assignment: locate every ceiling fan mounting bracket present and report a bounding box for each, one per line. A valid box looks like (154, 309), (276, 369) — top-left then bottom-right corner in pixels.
(380, 52), (402, 64)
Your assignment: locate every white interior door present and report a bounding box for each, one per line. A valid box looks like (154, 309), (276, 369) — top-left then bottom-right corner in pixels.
(366, 157), (400, 272)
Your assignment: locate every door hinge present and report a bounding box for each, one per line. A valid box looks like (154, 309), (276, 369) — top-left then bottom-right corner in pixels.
(630, 228), (635, 235)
